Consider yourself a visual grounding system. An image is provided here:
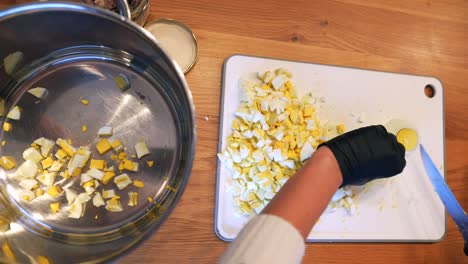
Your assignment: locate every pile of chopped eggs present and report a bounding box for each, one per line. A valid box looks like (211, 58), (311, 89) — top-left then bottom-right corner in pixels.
(218, 68), (356, 217)
(0, 83), (154, 220)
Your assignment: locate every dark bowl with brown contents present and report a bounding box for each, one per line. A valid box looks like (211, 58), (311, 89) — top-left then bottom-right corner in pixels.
(83, 0), (150, 25)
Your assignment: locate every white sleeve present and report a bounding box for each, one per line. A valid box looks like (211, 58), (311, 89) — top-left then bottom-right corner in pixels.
(219, 214), (305, 264)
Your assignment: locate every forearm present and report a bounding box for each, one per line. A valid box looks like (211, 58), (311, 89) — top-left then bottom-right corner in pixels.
(262, 146), (342, 240)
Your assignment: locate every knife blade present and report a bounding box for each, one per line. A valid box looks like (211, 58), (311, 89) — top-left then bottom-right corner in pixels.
(420, 145), (468, 255)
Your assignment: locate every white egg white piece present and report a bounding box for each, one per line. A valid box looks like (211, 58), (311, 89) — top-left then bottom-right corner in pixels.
(300, 141), (314, 162)
(68, 199), (83, 219)
(80, 173), (92, 185)
(102, 189), (116, 199)
(3, 51), (24, 75)
(19, 179), (38, 190)
(18, 190), (35, 202)
(92, 192), (105, 207)
(36, 172), (56, 187)
(49, 160), (64, 172)
(34, 137), (55, 157)
(27, 87), (48, 99)
(331, 188), (346, 202)
(6, 106), (21, 120)
(271, 75), (287, 90)
(85, 186), (95, 195)
(23, 147), (43, 163)
(114, 173), (132, 190)
(108, 137), (123, 152)
(105, 199), (123, 212)
(65, 189), (77, 205)
(77, 192), (91, 203)
(134, 140), (150, 159)
(68, 149), (91, 175)
(98, 125), (113, 137)
(15, 160), (38, 179)
(87, 168), (104, 181)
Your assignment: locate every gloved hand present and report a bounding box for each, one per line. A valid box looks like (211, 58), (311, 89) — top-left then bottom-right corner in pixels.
(319, 125), (406, 186)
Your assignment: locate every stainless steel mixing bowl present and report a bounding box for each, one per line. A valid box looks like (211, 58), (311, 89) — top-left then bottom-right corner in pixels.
(0, 2), (195, 263)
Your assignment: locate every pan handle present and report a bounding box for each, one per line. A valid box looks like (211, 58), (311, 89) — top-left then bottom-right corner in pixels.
(116, 0), (131, 20)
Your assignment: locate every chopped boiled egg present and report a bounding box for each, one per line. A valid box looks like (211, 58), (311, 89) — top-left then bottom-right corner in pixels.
(7, 119), (150, 219)
(68, 147), (91, 176)
(105, 196), (123, 212)
(0, 156), (16, 170)
(49, 160), (64, 172)
(133, 180), (144, 188)
(87, 168), (104, 181)
(102, 189), (116, 199)
(135, 140), (150, 158)
(102, 171), (116, 185)
(123, 159), (139, 172)
(89, 159), (105, 170)
(92, 192), (105, 207)
(218, 68), (348, 217)
(98, 126), (113, 137)
(300, 141), (314, 162)
(46, 185), (62, 198)
(336, 124), (345, 134)
(109, 138), (123, 152)
(15, 160), (38, 179)
(55, 149), (68, 160)
(68, 199), (83, 219)
(85, 185), (95, 195)
(114, 173), (132, 190)
(19, 190), (35, 202)
(33, 137), (55, 157)
(37, 172), (56, 187)
(104, 166), (114, 172)
(80, 173), (93, 185)
(3, 51), (24, 75)
(36, 189), (44, 197)
(6, 106), (21, 120)
(40, 157), (54, 170)
(19, 179), (38, 190)
(27, 87), (48, 99)
(65, 189), (77, 205)
(114, 74), (131, 91)
(146, 160), (154, 167)
(50, 202), (60, 213)
(3, 122), (12, 132)
(56, 138), (76, 156)
(96, 138), (112, 154)
(83, 181), (94, 189)
(77, 192), (91, 203)
(128, 192), (138, 206)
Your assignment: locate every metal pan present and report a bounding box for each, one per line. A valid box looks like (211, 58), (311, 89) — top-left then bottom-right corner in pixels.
(0, 2), (195, 263)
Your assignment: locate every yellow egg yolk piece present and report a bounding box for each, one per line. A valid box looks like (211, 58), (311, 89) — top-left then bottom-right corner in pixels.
(396, 128), (418, 151)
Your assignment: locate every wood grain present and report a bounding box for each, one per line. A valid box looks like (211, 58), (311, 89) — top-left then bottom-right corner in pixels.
(1, 0), (468, 263)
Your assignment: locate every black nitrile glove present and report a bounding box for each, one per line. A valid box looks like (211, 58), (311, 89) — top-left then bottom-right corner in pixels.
(319, 125), (406, 186)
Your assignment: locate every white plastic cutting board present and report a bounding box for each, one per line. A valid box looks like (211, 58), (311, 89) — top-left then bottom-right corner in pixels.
(215, 54), (446, 242)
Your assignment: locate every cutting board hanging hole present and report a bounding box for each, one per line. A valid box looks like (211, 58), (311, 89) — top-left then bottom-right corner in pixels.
(425, 85), (435, 98)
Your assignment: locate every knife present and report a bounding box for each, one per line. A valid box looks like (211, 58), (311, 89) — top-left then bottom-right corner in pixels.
(420, 145), (468, 255)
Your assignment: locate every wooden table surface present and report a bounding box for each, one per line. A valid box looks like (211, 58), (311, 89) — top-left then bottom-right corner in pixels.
(2, 0), (468, 263)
